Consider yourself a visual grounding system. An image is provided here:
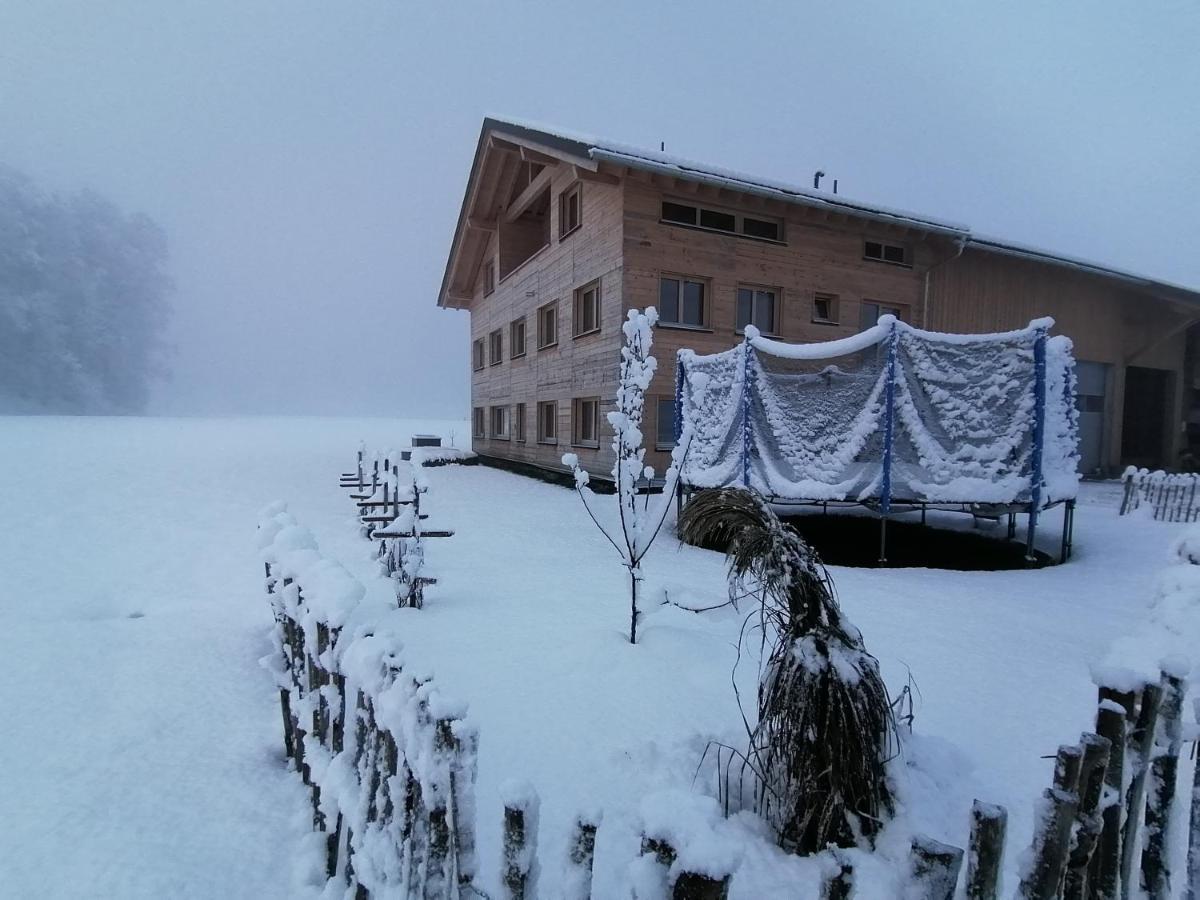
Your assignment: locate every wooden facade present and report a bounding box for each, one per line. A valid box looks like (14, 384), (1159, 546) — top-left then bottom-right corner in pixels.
(439, 119), (1200, 479)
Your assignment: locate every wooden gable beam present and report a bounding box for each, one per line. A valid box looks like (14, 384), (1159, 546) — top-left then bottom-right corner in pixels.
(572, 164), (619, 185)
(521, 146), (560, 167)
(467, 216), (497, 232)
(503, 166), (554, 223)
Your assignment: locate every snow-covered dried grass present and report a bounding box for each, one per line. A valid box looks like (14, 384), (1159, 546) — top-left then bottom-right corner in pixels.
(1, 415), (1195, 898)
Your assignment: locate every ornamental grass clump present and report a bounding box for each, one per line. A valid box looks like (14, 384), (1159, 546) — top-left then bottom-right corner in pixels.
(678, 487), (896, 853)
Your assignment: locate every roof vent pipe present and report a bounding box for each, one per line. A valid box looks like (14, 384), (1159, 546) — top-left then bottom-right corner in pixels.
(813, 170), (825, 189)
(833, 179), (838, 195)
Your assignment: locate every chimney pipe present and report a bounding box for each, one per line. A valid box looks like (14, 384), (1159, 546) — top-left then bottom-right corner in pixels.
(813, 170), (825, 189)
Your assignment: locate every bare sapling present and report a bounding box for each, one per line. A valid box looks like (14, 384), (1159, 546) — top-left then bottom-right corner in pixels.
(563, 307), (691, 644)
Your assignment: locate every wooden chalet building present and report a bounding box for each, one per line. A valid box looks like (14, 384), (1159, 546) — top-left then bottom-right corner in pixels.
(437, 117), (1200, 481)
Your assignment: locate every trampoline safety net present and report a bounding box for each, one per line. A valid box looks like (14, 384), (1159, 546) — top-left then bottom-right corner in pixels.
(676, 315), (1080, 512)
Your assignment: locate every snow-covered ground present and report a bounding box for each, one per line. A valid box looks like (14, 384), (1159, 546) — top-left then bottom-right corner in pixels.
(2, 415), (1195, 898)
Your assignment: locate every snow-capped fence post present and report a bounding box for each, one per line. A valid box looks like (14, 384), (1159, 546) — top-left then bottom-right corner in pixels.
(1120, 680), (1163, 892)
(1091, 697), (1129, 900)
(907, 834), (964, 900)
(500, 780), (539, 900)
(563, 812), (601, 900)
(1018, 788), (1079, 900)
(819, 850), (854, 900)
(878, 317), (899, 564)
(1025, 327), (1048, 562)
(965, 800), (1007, 900)
(1062, 732), (1112, 899)
(1140, 666), (1187, 899)
(1052, 742), (1084, 792)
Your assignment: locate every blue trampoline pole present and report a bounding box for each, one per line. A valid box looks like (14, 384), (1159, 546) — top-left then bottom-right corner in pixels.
(1026, 330), (1048, 563)
(741, 339), (754, 489)
(879, 322), (898, 563)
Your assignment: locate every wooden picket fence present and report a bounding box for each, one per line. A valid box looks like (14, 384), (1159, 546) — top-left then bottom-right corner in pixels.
(844, 666), (1194, 900)
(263, 554), (479, 897)
(1119, 467), (1200, 522)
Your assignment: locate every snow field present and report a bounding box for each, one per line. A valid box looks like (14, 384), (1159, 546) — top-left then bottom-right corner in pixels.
(3, 415), (1196, 898)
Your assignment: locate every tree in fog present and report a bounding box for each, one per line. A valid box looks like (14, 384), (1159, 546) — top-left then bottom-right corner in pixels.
(0, 165), (171, 413)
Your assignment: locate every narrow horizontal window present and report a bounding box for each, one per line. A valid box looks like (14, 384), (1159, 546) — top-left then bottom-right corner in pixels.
(661, 201), (697, 225)
(742, 217), (780, 241)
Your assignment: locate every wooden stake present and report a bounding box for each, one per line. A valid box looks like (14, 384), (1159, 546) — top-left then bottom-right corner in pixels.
(910, 834), (964, 900)
(965, 800), (1007, 900)
(1018, 788), (1079, 900)
(1186, 698), (1200, 900)
(1121, 682), (1163, 896)
(1141, 671), (1186, 899)
(1091, 694), (1131, 899)
(564, 815), (600, 900)
(1063, 732), (1111, 899)
(820, 850), (854, 900)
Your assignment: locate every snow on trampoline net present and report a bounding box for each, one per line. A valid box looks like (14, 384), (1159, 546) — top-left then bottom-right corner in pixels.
(677, 315), (1079, 509)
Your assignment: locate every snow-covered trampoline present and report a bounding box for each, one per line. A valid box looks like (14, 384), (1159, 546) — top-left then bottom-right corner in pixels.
(675, 315), (1081, 564)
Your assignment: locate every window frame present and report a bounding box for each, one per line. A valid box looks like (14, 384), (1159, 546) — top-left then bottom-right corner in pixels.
(472, 338), (485, 372)
(472, 407), (485, 439)
(655, 395), (677, 451)
(660, 197), (785, 244)
(514, 402), (526, 442)
(811, 292), (840, 325)
(860, 300), (905, 329)
(572, 279), (601, 338)
(572, 396), (601, 448)
(735, 284), (782, 336)
(863, 239), (912, 268)
(510, 317), (527, 359)
(558, 183), (582, 240)
(536, 400), (558, 445)
(489, 404), (509, 440)
(488, 328), (503, 366)
(537, 301), (559, 350)
(483, 259), (496, 296)
(657, 273), (710, 330)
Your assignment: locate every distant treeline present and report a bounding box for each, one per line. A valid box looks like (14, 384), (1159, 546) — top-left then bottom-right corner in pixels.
(0, 164), (171, 413)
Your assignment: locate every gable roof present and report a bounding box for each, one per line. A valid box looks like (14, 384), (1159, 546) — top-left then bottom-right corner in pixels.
(437, 117), (1199, 309)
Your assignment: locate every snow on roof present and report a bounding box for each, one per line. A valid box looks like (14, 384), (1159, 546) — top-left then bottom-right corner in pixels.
(484, 116), (1200, 298)
(487, 115), (969, 236)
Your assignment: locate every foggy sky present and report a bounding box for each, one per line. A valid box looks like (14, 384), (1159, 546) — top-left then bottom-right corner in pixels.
(2, 1), (1197, 418)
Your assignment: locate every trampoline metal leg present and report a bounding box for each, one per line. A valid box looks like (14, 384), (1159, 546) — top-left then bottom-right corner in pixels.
(1025, 505), (1037, 563)
(1007, 513), (1016, 540)
(878, 515), (888, 565)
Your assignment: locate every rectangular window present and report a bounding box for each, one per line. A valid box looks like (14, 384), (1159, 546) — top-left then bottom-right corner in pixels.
(812, 292), (840, 324)
(656, 396), (676, 450)
(573, 280), (601, 337)
(742, 217), (781, 241)
(573, 397), (600, 447)
(537, 400), (557, 444)
(658, 275), (706, 327)
(472, 338), (485, 371)
(490, 405), (509, 439)
(559, 184), (581, 238)
(661, 201), (697, 225)
(864, 240), (910, 267)
(514, 403), (526, 442)
(472, 407), (484, 438)
(660, 199), (782, 242)
(489, 328), (503, 365)
(736, 286), (778, 334)
(483, 259), (496, 296)
(510, 318), (526, 358)
(537, 302), (558, 349)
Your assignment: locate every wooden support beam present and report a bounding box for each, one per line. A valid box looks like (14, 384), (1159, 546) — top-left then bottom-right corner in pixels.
(466, 216), (496, 232)
(503, 167), (553, 223)
(572, 164), (619, 185)
(521, 146), (559, 166)
(487, 135), (521, 154)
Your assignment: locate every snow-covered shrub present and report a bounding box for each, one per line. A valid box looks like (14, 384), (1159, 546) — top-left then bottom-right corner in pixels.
(678, 488), (896, 853)
(562, 307), (691, 643)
